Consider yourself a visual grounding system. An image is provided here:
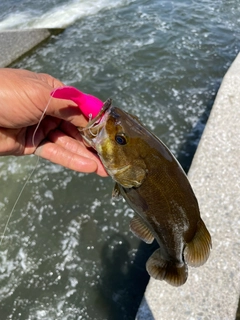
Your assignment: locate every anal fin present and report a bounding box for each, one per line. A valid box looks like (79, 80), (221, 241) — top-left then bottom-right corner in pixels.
(112, 183), (122, 201)
(184, 218), (212, 267)
(146, 248), (188, 287)
(130, 215), (154, 244)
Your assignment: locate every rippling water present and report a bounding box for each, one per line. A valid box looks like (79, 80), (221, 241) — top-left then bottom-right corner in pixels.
(0, 0), (240, 319)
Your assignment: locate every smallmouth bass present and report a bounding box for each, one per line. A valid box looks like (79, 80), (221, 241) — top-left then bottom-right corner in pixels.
(80, 99), (212, 287)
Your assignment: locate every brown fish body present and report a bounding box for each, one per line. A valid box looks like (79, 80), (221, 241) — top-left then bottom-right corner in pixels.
(82, 101), (211, 286)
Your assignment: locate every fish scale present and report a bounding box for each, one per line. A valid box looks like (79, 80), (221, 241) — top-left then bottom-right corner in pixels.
(80, 100), (212, 287)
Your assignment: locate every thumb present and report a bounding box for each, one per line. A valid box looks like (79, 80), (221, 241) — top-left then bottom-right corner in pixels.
(47, 95), (88, 128)
(37, 72), (89, 127)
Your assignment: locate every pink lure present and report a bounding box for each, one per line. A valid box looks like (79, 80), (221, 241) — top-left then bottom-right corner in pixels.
(51, 86), (103, 118)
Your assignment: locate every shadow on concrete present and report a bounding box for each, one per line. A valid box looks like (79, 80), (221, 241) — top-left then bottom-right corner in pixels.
(236, 299), (240, 320)
(97, 234), (157, 320)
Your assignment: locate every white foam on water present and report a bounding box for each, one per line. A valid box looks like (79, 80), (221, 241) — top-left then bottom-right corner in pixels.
(0, 0), (135, 30)
(0, 12), (29, 30)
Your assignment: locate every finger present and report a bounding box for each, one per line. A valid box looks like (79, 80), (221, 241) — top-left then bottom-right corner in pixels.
(47, 127), (101, 163)
(47, 96), (89, 127)
(0, 127), (25, 155)
(24, 116), (62, 154)
(35, 140), (106, 175)
(26, 117), (82, 150)
(25, 118), (107, 176)
(46, 129), (108, 177)
(38, 78), (89, 127)
(58, 120), (83, 140)
(37, 72), (64, 88)
(30, 72), (88, 127)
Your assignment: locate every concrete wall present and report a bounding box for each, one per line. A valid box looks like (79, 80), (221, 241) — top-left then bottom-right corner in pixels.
(0, 29), (63, 68)
(136, 53), (240, 320)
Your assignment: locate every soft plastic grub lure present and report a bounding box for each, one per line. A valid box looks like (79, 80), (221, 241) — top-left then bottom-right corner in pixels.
(51, 86), (103, 118)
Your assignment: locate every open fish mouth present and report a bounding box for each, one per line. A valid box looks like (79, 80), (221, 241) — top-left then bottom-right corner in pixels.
(79, 98), (112, 148)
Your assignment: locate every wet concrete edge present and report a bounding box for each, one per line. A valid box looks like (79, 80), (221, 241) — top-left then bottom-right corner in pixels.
(136, 52), (240, 320)
(0, 29), (64, 68)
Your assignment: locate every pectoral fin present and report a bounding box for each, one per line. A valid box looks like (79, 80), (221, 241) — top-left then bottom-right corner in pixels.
(113, 162), (147, 188)
(146, 248), (188, 287)
(184, 218), (212, 267)
(130, 215), (154, 244)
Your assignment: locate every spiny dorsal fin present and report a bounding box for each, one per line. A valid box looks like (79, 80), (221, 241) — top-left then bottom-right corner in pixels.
(184, 218), (212, 267)
(146, 248), (188, 287)
(130, 215), (154, 244)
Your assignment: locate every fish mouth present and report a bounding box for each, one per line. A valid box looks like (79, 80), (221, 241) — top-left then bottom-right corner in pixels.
(79, 98), (112, 148)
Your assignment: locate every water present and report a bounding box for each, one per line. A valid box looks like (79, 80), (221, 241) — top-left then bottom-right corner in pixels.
(0, 1), (240, 319)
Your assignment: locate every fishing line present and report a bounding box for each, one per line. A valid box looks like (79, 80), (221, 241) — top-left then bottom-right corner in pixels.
(78, 98), (112, 135)
(0, 94), (54, 246)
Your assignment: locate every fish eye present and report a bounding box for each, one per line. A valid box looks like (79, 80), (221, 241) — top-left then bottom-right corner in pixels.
(115, 133), (127, 145)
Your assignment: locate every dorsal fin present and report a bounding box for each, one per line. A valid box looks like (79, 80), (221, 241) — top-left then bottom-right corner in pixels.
(184, 218), (212, 267)
(130, 215), (154, 244)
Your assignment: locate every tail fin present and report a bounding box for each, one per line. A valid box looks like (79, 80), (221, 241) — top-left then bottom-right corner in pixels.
(146, 249), (188, 287)
(184, 218), (212, 267)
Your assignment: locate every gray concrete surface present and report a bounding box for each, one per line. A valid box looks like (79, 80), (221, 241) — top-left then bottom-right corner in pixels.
(136, 53), (240, 320)
(0, 29), (63, 67)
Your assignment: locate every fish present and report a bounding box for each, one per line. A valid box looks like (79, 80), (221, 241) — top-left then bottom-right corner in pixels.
(80, 99), (212, 287)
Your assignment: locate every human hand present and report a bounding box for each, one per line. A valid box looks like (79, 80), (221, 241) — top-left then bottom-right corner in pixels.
(0, 68), (107, 176)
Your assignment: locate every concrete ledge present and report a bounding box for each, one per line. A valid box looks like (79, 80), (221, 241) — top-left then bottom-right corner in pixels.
(137, 53), (240, 319)
(0, 29), (63, 67)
